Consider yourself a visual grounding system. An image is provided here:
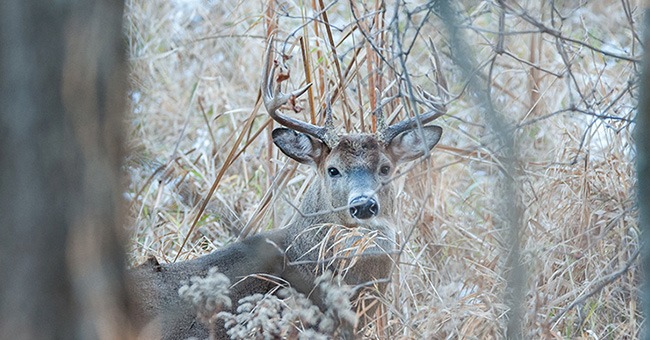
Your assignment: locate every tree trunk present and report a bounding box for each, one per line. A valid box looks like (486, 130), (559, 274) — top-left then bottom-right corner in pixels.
(0, 1), (134, 339)
(638, 9), (650, 340)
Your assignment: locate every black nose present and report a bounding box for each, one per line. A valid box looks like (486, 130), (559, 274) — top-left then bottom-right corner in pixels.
(349, 196), (379, 220)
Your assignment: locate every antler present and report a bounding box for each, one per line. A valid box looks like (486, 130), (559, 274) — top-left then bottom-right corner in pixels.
(379, 88), (446, 143)
(376, 37), (448, 143)
(261, 36), (338, 147)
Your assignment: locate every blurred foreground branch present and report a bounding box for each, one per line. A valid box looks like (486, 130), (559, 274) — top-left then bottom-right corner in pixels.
(434, 1), (525, 338)
(638, 7), (650, 340)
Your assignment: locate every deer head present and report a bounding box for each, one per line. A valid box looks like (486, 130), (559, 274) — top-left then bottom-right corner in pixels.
(261, 38), (443, 229)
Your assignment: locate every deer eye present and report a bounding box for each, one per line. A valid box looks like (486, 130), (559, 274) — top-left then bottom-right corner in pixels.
(327, 167), (341, 178)
(379, 165), (391, 176)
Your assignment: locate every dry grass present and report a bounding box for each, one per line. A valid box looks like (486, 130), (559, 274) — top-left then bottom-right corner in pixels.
(124, 0), (640, 338)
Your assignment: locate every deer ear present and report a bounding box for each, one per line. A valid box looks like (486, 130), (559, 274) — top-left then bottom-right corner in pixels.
(387, 125), (442, 164)
(272, 128), (328, 166)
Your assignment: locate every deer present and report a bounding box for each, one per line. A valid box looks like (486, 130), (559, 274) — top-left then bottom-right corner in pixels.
(128, 37), (444, 339)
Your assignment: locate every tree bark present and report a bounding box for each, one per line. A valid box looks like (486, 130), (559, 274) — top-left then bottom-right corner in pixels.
(0, 1), (133, 339)
(639, 8), (650, 340)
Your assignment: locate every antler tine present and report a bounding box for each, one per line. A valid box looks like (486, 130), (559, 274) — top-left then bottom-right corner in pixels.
(324, 97), (334, 129)
(374, 88), (386, 133)
(380, 95), (446, 143)
(323, 97), (339, 146)
(261, 36), (337, 146)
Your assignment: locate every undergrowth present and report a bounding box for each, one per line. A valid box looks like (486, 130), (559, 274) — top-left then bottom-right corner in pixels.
(124, 0), (640, 338)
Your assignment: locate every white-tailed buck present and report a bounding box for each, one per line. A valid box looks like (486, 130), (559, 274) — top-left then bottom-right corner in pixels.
(129, 38), (444, 339)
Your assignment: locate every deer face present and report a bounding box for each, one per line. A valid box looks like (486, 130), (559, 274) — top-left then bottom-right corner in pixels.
(272, 126), (442, 226)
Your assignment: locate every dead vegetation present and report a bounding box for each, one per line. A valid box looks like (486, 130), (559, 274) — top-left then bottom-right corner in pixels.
(124, 0), (640, 338)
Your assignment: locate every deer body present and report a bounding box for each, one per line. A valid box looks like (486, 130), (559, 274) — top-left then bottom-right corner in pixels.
(129, 39), (443, 339)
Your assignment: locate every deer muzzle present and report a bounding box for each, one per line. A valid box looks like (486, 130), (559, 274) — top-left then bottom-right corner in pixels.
(349, 196), (379, 220)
